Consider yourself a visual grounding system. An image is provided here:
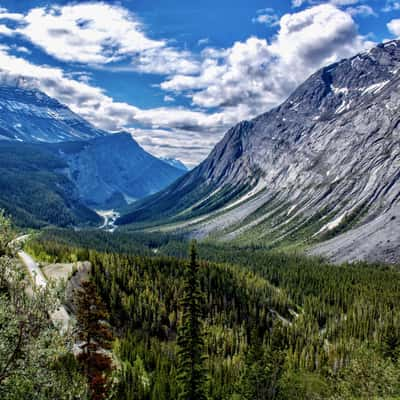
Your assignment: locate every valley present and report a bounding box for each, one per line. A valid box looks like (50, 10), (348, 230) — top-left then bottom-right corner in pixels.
(0, 14), (399, 400)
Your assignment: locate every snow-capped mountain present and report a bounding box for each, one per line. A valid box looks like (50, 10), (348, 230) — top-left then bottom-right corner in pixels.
(118, 40), (400, 264)
(0, 84), (105, 142)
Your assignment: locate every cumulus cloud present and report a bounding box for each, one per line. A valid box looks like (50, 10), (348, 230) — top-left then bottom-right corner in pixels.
(0, 2), (199, 75)
(162, 4), (371, 123)
(388, 19), (400, 37)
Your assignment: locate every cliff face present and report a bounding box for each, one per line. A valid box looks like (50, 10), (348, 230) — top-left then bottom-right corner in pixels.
(58, 133), (185, 208)
(119, 41), (400, 263)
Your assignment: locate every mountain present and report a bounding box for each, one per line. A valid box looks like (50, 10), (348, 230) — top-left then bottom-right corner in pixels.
(160, 157), (188, 171)
(55, 133), (186, 208)
(0, 84), (186, 226)
(118, 40), (400, 264)
(0, 84), (105, 142)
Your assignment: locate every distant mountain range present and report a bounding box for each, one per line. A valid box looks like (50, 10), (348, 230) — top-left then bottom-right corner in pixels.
(0, 84), (185, 227)
(118, 40), (400, 264)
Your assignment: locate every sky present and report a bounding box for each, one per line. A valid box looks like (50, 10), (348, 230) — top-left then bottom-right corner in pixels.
(0, 0), (398, 167)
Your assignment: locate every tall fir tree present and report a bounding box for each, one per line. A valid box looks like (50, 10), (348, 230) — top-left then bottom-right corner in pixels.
(177, 241), (207, 400)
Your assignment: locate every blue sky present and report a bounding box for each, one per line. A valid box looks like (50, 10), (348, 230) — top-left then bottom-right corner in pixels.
(0, 0), (398, 166)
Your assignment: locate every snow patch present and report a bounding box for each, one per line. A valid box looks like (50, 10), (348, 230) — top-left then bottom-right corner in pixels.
(331, 85), (348, 95)
(384, 41), (398, 49)
(335, 100), (352, 114)
(360, 80), (390, 95)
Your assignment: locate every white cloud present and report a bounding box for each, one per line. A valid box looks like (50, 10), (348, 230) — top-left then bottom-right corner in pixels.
(129, 128), (220, 168)
(19, 4), (163, 64)
(133, 47), (199, 75)
(0, 24), (13, 36)
(330, 0), (360, 5)
(382, 0), (400, 12)
(164, 95), (175, 102)
(0, 9), (24, 21)
(252, 9), (279, 26)
(346, 5), (377, 17)
(14, 46), (31, 54)
(388, 19), (400, 37)
(198, 38), (210, 46)
(293, 0), (361, 7)
(162, 4), (371, 123)
(292, 0), (305, 7)
(0, 2), (199, 75)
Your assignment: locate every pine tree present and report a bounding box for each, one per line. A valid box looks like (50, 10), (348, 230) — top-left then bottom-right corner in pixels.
(177, 241), (207, 400)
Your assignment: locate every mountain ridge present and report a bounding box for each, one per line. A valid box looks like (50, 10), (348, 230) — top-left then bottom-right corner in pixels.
(118, 40), (400, 263)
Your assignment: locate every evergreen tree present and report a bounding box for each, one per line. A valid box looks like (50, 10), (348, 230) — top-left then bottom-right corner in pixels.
(382, 325), (400, 362)
(238, 330), (269, 400)
(177, 241), (207, 400)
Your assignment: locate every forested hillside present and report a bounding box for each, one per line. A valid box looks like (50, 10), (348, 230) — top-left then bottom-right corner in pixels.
(0, 142), (100, 228)
(27, 229), (400, 399)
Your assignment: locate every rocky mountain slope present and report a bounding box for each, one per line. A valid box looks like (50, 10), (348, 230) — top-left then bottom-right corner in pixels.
(55, 133), (185, 208)
(0, 84), (105, 142)
(119, 40), (400, 263)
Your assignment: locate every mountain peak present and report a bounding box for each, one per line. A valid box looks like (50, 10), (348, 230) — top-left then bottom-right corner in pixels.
(0, 84), (106, 143)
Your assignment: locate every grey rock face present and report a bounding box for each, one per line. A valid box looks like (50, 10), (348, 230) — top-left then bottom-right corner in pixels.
(57, 133), (186, 208)
(122, 40), (400, 264)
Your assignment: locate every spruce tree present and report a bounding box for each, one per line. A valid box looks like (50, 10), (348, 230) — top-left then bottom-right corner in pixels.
(177, 241), (207, 400)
